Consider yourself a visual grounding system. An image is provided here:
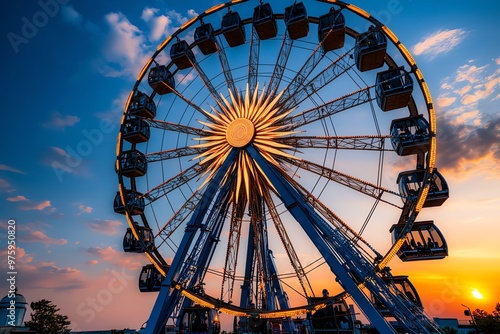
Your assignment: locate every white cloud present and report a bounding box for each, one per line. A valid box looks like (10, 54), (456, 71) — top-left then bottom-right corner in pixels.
(0, 164), (25, 174)
(100, 12), (150, 78)
(439, 59), (500, 108)
(42, 112), (80, 130)
(455, 64), (486, 84)
(98, 8), (197, 78)
(141, 7), (158, 22)
(78, 204), (93, 215)
(412, 28), (468, 59)
(61, 4), (83, 25)
(460, 68), (500, 105)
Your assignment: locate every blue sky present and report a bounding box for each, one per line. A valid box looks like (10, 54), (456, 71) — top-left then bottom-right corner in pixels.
(1, 0), (500, 331)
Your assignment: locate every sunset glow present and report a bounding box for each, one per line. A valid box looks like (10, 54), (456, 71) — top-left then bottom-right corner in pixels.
(2, 0), (500, 331)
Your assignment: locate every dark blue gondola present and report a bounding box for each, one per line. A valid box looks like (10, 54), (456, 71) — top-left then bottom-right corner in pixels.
(113, 190), (145, 215)
(180, 306), (220, 334)
(391, 220), (448, 261)
(318, 8), (345, 52)
(194, 23), (218, 55)
(138, 264), (165, 292)
(122, 118), (150, 144)
(123, 223), (155, 253)
(309, 291), (354, 331)
(390, 115), (430, 156)
(397, 168), (449, 208)
(376, 67), (413, 111)
(284, 2), (309, 40)
(170, 39), (194, 70)
(373, 275), (423, 316)
(253, 3), (277, 40)
(354, 27), (387, 72)
(148, 65), (175, 95)
(221, 10), (246, 47)
(128, 91), (156, 119)
(118, 150), (147, 178)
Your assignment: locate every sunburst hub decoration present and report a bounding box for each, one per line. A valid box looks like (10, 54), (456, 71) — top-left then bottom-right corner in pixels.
(192, 83), (296, 202)
(226, 118), (255, 148)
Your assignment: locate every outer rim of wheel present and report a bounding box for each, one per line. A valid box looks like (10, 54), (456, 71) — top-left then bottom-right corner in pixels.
(115, 0), (436, 285)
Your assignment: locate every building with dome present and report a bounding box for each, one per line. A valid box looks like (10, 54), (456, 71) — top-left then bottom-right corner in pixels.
(0, 289), (35, 333)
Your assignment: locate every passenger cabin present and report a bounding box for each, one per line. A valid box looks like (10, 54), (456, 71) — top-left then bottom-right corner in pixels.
(374, 275), (422, 316)
(138, 264), (164, 292)
(221, 10), (246, 47)
(253, 3), (277, 40)
(118, 150), (147, 178)
(318, 8), (345, 52)
(194, 23), (218, 55)
(391, 221), (448, 261)
(309, 294), (354, 332)
(113, 190), (145, 215)
(180, 306), (220, 334)
(354, 27), (387, 72)
(390, 115), (430, 156)
(284, 2), (309, 40)
(170, 39), (194, 70)
(122, 118), (150, 144)
(148, 65), (175, 95)
(376, 67), (413, 111)
(397, 168), (449, 208)
(128, 91), (156, 119)
(123, 224), (155, 253)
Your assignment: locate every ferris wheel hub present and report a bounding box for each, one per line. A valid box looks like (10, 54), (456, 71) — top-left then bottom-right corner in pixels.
(226, 117), (255, 147)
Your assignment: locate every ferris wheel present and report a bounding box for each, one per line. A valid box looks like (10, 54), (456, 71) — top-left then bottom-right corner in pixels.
(114, 1), (450, 333)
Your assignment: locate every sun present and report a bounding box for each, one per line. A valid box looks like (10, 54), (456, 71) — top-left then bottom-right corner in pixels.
(471, 288), (483, 299)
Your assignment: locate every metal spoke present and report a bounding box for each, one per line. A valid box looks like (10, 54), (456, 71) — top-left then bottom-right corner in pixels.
(188, 49), (225, 107)
(282, 86), (375, 130)
(143, 163), (205, 203)
(220, 194), (246, 303)
(277, 135), (392, 151)
(281, 156), (402, 208)
(265, 32), (293, 98)
(262, 189), (315, 298)
(279, 50), (355, 113)
(146, 119), (208, 136)
(248, 26), (260, 96)
(216, 35), (237, 95)
(146, 147), (204, 163)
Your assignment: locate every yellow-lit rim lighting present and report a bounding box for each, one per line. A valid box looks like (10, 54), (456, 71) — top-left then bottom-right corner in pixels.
(177, 283), (332, 318)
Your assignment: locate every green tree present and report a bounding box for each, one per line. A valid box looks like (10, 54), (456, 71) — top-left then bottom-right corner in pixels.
(472, 303), (500, 334)
(24, 299), (71, 334)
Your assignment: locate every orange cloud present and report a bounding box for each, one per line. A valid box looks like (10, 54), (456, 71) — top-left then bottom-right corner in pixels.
(86, 219), (122, 235)
(20, 199), (52, 211)
(436, 96), (456, 108)
(7, 195), (27, 202)
(22, 230), (67, 245)
(86, 246), (143, 271)
(42, 111), (80, 130)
